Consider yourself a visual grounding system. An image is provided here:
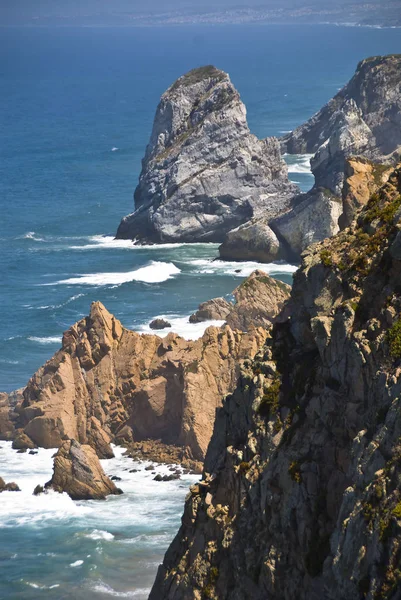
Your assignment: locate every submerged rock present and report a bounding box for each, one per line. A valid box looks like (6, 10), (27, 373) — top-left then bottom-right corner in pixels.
(116, 65), (297, 243)
(45, 440), (122, 500)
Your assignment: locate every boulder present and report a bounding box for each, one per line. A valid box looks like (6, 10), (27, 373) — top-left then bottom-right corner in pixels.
(271, 188), (343, 256)
(116, 65), (298, 243)
(219, 219), (282, 263)
(149, 318), (172, 330)
(12, 431), (36, 450)
(45, 439), (122, 500)
(189, 298), (232, 323)
(0, 477), (20, 492)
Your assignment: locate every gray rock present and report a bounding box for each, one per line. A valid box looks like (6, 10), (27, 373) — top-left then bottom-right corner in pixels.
(219, 218), (282, 263)
(271, 188), (343, 256)
(117, 65), (298, 243)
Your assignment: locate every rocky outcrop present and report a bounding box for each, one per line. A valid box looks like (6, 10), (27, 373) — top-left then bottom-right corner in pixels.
(281, 55), (401, 160)
(218, 218), (282, 263)
(189, 270), (291, 331)
(189, 298), (232, 323)
(149, 166), (401, 599)
(10, 301), (266, 462)
(116, 65), (297, 243)
(0, 389), (23, 441)
(45, 439), (122, 500)
(226, 270), (291, 331)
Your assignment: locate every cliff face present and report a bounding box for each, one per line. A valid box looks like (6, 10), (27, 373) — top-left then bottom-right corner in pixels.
(6, 298), (268, 462)
(116, 66), (297, 243)
(281, 55), (401, 160)
(150, 166), (401, 599)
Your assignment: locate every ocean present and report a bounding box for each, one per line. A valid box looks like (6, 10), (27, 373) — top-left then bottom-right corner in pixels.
(1, 23), (400, 599)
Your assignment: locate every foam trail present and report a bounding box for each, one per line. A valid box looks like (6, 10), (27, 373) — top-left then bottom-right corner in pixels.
(28, 336), (62, 344)
(284, 153), (314, 174)
(48, 262), (181, 286)
(70, 236), (217, 251)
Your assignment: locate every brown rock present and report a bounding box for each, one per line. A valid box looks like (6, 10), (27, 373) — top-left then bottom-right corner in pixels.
(0, 477), (20, 492)
(12, 301), (266, 462)
(149, 319), (172, 330)
(189, 298), (232, 323)
(12, 431), (36, 450)
(45, 439), (122, 500)
(226, 270), (291, 331)
(339, 157), (393, 229)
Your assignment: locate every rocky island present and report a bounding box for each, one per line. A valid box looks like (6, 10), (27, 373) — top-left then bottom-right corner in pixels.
(116, 65), (297, 243)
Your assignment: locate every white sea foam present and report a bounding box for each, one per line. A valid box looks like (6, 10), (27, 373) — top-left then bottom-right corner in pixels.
(83, 529), (115, 541)
(70, 560), (84, 567)
(136, 315), (225, 341)
(284, 153), (314, 174)
(69, 235), (217, 252)
(111, 147), (119, 152)
(18, 231), (45, 242)
(186, 258), (298, 278)
(24, 582), (60, 590)
(90, 582), (150, 597)
(50, 262), (181, 286)
(28, 336), (62, 344)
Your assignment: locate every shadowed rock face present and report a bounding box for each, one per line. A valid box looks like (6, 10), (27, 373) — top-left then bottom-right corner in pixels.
(149, 167), (401, 600)
(45, 439), (122, 500)
(116, 65), (298, 243)
(6, 300), (267, 462)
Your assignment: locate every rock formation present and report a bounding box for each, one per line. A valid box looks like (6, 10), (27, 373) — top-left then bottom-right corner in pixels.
(149, 166), (401, 599)
(45, 439), (122, 500)
(189, 270), (291, 331)
(149, 318), (172, 330)
(8, 299), (267, 462)
(219, 55), (401, 263)
(116, 65), (297, 243)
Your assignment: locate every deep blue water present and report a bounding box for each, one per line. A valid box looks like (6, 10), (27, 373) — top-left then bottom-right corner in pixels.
(1, 24), (401, 599)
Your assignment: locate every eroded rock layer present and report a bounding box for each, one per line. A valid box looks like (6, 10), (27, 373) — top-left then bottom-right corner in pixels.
(150, 166), (401, 599)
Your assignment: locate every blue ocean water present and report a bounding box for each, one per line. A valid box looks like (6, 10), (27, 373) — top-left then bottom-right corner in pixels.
(1, 23), (401, 599)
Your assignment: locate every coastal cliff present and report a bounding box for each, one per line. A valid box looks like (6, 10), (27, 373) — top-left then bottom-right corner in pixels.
(150, 166), (401, 599)
(1, 272), (289, 464)
(116, 66), (297, 243)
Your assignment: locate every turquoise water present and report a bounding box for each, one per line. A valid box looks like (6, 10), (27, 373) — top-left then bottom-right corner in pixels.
(1, 23), (401, 599)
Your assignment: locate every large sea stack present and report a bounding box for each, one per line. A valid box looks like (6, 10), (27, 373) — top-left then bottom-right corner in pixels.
(150, 166), (401, 599)
(116, 65), (297, 243)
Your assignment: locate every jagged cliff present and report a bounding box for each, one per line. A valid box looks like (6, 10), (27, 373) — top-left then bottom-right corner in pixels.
(150, 166), (401, 599)
(116, 65), (297, 243)
(2, 273), (290, 463)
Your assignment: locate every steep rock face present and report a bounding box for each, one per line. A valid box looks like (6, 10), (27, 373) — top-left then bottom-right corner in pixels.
(281, 55), (401, 158)
(12, 301), (266, 462)
(45, 439), (121, 500)
(150, 167), (401, 599)
(116, 66), (297, 243)
(189, 298), (232, 323)
(339, 157), (394, 229)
